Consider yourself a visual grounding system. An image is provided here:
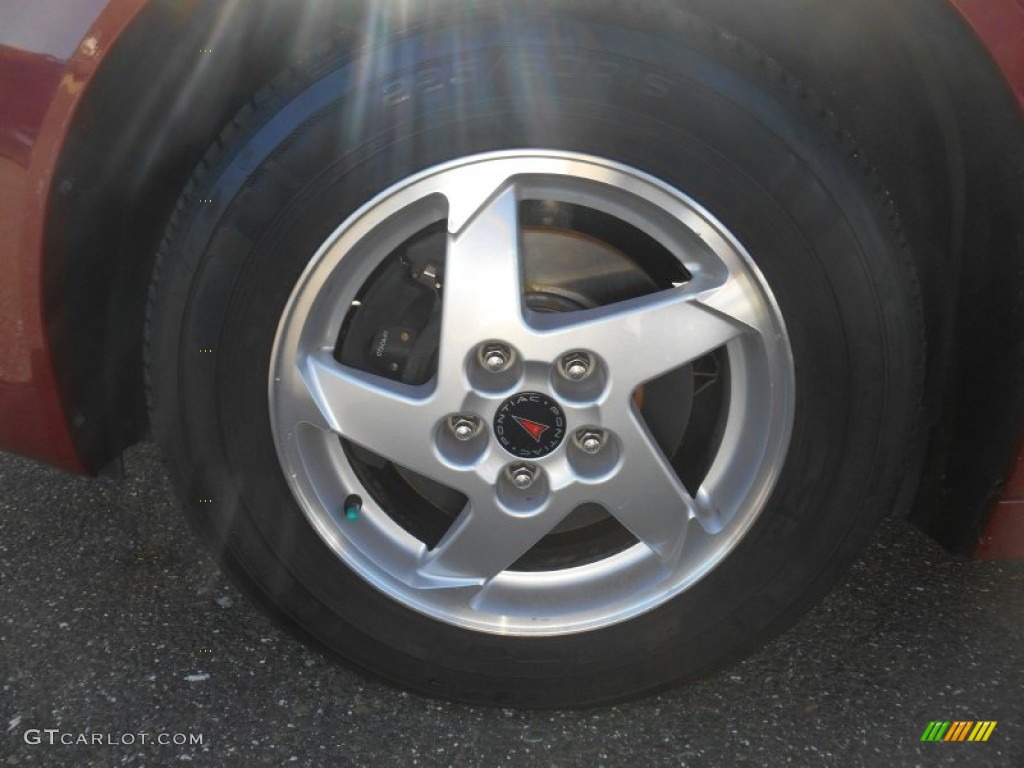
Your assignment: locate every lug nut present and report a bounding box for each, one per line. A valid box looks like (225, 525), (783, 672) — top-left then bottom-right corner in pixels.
(481, 342), (513, 373)
(449, 415), (479, 442)
(508, 463), (538, 490)
(576, 429), (605, 455)
(561, 352), (592, 381)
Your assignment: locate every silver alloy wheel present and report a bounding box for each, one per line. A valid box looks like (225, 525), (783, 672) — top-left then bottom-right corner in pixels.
(269, 151), (794, 635)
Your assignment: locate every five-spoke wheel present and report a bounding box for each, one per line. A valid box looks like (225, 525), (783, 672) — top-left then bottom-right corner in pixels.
(269, 152), (793, 633)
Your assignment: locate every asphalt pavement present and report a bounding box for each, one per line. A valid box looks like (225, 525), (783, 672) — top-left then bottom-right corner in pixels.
(1, 444), (1022, 767)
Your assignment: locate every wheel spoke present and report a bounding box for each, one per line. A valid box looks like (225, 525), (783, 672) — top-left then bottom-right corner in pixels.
(696, 272), (772, 335)
(268, 152), (795, 633)
(530, 284), (752, 389)
(598, 412), (696, 562)
(436, 183), (526, 383)
(300, 351), (443, 479)
(415, 492), (569, 587)
(691, 484), (729, 535)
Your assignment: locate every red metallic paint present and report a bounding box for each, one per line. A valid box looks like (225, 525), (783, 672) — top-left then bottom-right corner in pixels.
(976, 502), (1024, 559)
(976, 501), (1024, 560)
(975, 439), (1024, 558)
(950, 0), (1024, 112)
(1001, 444), (1024, 500)
(973, 428), (1024, 560)
(0, 0), (145, 473)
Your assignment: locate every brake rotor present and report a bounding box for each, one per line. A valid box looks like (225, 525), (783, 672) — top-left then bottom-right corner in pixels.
(520, 226), (658, 311)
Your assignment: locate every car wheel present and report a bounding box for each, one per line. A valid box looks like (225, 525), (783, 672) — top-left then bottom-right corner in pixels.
(147, 3), (922, 706)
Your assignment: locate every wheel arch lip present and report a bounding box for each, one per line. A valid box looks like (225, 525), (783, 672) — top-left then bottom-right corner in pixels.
(0, 0), (147, 473)
(949, 0), (1024, 114)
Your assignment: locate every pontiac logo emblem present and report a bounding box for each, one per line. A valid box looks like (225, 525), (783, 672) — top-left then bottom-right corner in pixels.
(512, 416), (549, 442)
(494, 392), (566, 458)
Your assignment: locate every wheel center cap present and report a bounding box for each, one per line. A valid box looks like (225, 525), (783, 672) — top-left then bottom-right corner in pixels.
(494, 392), (566, 458)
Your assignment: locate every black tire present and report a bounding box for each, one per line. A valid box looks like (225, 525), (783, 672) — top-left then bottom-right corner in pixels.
(147, 2), (922, 707)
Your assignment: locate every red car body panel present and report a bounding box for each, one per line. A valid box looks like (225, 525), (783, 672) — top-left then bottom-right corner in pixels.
(0, 0), (145, 473)
(950, 0), (1024, 112)
(976, 444), (1024, 559)
(0, 0), (1022, 556)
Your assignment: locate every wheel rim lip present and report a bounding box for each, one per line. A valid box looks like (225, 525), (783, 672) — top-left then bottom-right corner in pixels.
(268, 150), (795, 635)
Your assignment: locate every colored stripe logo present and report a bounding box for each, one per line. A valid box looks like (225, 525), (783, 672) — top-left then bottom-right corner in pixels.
(920, 721), (997, 742)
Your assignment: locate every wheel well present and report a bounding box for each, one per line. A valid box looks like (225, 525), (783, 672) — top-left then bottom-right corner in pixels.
(44, 0), (361, 470)
(46, 0), (1024, 551)
(675, 0), (1024, 552)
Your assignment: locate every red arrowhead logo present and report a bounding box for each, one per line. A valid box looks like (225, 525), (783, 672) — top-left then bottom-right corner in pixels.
(513, 416), (550, 443)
